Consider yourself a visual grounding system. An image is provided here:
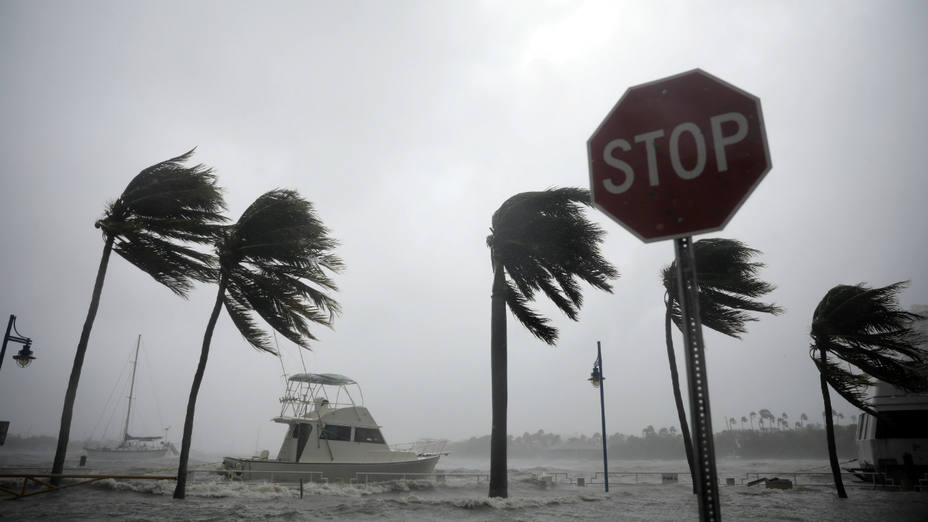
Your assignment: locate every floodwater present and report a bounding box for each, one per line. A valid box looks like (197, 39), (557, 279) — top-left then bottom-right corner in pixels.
(2, 452), (926, 521)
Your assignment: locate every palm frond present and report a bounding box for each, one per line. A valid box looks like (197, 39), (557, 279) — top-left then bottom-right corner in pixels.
(223, 287), (274, 353)
(95, 149), (227, 297)
(810, 348), (876, 413)
(113, 231), (217, 295)
(504, 280), (558, 344)
(663, 237), (781, 338)
(810, 281), (928, 395)
(218, 189), (342, 351)
(487, 188), (618, 343)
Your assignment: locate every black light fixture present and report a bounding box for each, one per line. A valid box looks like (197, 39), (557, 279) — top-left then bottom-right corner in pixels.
(589, 361), (602, 388)
(2, 314), (35, 371)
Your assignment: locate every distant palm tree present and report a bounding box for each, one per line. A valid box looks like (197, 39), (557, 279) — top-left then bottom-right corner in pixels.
(51, 150), (225, 481)
(800, 412), (808, 428)
(740, 416), (747, 430)
(749, 411), (756, 430)
(661, 238), (781, 489)
(758, 409), (775, 431)
(810, 281), (928, 499)
(485, 188), (618, 498)
(173, 190), (342, 499)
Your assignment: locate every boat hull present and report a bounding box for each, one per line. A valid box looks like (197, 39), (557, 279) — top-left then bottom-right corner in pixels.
(84, 447), (169, 461)
(221, 454), (441, 483)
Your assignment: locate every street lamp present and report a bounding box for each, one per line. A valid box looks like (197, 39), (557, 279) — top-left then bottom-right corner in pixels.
(2, 314), (35, 371)
(589, 341), (608, 492)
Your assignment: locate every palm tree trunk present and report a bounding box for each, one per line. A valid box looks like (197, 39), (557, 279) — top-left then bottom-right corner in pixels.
(665, 305), (698, 494)
(488, 263), (508, 498)
(174, 276), (227, 499)
(819, 346), (848, 499)
(51, 235), (114, 484)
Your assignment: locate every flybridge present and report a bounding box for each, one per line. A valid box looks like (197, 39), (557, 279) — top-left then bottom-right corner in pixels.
(278, 372), (365, 419)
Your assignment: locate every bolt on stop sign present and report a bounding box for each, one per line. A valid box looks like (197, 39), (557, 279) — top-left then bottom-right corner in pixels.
(588, 69), (770, 242)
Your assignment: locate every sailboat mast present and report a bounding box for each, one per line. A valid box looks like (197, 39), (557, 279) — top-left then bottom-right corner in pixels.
(123, 334), (141, 444)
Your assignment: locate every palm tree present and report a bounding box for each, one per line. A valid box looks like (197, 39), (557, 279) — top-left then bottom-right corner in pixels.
(51, 150), (225, 480)
(173, 189), (342, 499)
(485, 188), (618, 498)
(810, 281), (928, 499)
(749, 411), (756, 430)
(740, 416), (747, 430)
(661, 238), (781, 489)
(758, 409), (775, 431)
(799, 413), (808, 428)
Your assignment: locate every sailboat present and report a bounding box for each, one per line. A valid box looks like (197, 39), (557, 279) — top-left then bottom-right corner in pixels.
(83, 335), (173, 461)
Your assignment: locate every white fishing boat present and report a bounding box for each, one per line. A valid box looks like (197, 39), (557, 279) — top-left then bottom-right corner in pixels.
(850, 305), (928, 486)
(221, 373), (443, 482)
(83, 335), (174, 461)
(852, 378), (928, 484)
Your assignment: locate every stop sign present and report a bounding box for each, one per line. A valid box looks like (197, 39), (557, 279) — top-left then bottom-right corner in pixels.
(588, 69), (770, 242)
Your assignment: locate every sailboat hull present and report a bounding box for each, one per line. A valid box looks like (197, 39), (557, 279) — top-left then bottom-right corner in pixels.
(83, 446), (169, 461)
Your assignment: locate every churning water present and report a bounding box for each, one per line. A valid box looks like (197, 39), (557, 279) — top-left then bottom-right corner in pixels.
(2, 452), (927, 520)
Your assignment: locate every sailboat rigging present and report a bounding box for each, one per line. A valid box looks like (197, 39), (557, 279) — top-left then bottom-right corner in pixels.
(83, 335), (175, 461)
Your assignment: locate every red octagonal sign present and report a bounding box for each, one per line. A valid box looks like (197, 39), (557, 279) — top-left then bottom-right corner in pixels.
(588, 69), (771, 243)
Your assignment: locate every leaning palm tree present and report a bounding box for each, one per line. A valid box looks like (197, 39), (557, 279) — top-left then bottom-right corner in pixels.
(486, 187), (618, 498)
(173, 189), (342, 499)
(810, 281), (927, 499)
(758, 409), (775, 431)
(661, 238), (782, 490)
(51, 149), (225, 481)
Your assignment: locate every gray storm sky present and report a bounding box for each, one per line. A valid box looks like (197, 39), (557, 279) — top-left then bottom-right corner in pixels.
(1, 0), (926, 456)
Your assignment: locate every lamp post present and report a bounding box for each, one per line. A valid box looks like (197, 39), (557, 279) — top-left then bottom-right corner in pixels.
(588, 341), (608, 492)
(1, 314), (35, 371)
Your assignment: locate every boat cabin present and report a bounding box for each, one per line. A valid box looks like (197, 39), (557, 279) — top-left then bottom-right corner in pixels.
(272, 373), (406, 464)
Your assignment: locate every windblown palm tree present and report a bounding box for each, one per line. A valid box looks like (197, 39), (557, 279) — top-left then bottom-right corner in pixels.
(51, 149), (225, 480)
(758, 409), (775, 431)
(810, 281), (927, 499)
(749, 411), (756, 430)
(661, 238), (781, 490)
(485, 188), (618, 498)
(740, 416), (747, 430)
(173, 189), (342, 499)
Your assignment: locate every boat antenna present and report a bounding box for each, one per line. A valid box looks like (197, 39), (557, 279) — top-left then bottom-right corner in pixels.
(273, 331), (289, 386)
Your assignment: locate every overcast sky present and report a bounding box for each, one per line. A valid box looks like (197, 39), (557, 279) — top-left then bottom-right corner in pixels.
(1, 1), (926, 457)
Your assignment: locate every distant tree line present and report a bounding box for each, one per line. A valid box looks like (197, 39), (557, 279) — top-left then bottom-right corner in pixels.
(446, 424), (859, 461)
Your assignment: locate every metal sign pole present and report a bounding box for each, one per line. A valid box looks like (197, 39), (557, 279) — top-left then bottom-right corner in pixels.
(674, 236), (720, 521)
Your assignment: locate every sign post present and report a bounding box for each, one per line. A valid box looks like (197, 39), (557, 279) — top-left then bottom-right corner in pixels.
(587, 69), (770, 521)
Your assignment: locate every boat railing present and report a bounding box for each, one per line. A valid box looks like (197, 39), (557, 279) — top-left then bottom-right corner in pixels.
(390, 438), (449, 456)
(210, 467), (326, 482)
(353, 471), (489, 484)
